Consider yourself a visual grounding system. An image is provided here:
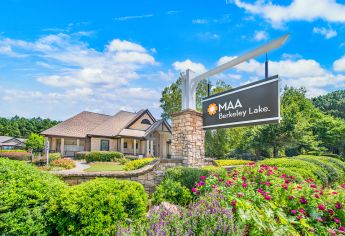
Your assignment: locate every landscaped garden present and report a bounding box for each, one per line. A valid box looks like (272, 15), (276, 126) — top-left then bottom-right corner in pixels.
(1, 153), (344, 235)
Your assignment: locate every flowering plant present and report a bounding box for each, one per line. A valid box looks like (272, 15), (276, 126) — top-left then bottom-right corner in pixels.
(193, 163), (345, 235)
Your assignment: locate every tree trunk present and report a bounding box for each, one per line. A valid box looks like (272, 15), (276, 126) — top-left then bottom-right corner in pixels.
(273, 146), (279, 158)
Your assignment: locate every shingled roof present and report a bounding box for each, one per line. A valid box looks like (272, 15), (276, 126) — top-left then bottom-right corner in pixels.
(41, 111), (112, 138)
(41, 109), (170, 138)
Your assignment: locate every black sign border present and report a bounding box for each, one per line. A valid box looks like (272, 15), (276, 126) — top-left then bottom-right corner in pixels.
(202, 75), (280, 130)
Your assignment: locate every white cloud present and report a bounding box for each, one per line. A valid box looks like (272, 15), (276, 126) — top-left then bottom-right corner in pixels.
(0, 34), (166, 119)
(172, 59), (207, 74)
(313, 27), (337, 39)
(217, 55), (345, 97)
(233, 0), (345, 28)
(196, 32), (220, 40)
(114, 14), (153, 21)
(254, 30), (268, 41)
(333, 56), (345, 72)
(192, 19), (209, 24)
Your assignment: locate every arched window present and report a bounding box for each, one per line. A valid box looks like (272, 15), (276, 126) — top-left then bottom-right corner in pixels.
(141, 119), (151, 125)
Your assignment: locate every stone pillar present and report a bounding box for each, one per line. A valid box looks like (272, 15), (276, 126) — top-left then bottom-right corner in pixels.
(171, 109), (205, 167)
(120, 138), (124, 153)
(60, 138), (65, 157)
(133, 139), (136, 156)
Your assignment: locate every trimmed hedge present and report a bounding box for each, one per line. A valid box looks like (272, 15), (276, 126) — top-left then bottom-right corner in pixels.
(124, 158), (155, 171)
(152, 179), (192, 206)
(164, 167), (209, 190)
(201, 166), (227, 179)
(50, 158), (76, 169)
(0, 151), (31, 161)
(0, 158), (66, 235)
(50, 178), (147, 235)
(76, 151), (124, 163)
(258, 158), (329, 185)
(215, 159), (253, 166)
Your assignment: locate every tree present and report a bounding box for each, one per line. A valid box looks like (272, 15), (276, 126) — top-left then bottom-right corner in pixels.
(25, 133), (45, 153)
(312, 90), (345, 120)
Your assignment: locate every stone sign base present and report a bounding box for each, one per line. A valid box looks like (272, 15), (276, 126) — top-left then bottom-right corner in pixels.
(170, 109), (205, 167)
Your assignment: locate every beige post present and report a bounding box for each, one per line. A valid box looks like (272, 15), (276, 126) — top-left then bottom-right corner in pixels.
(60, 138), (65, 157)
(120, 138), (124, 153)
(133, 139), (136, 156)
(146, 140), (150, 157)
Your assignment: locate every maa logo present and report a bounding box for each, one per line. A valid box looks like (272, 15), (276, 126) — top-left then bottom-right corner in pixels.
(207, 103), (218, 116)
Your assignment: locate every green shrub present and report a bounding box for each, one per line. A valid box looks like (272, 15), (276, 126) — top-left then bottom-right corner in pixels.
(82, 151), (124, 163)
(258, 158), (329, 185)
(163, 167), (208, 190)
(215, 159), (253, 166)
(124, 158), (155, 171)
(50, 178), (147, 235)
(50, 158), (75, 169)
(0, 158), (66, 235)
(0, 151), (31, 161)
(152, 179), (192, 206)
(293, 156), (343, 184)
(75, 151), (89, 160)
(48, 152), (61, 162)
(201, 165), (226, 179)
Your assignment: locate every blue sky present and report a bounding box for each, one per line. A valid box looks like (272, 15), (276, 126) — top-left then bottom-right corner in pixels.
(0, 0), (345, 120)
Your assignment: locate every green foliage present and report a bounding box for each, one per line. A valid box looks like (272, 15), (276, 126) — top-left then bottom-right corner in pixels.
(0, 158), (66, 235)
(81, 151), (124, 163)
(50, 158), (75, 169)
(201, 166), (227, 179)
(50, 178), (147, 235)
(215, 159), (253, 166)
(123, 157), (155, 171)
(258, 158), (329, 185)
(0, 150), (31, 160)
(164, 166), (208, 190)
(48, 152), (61, 162)
(25, 133), (45, 153)
(312, 90), (345, 120)
(0, 116), (60, 138)
(152, 179), (192, 206)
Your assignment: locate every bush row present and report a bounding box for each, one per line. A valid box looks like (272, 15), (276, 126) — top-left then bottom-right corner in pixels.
(215, 159), (253, 166)
(76, 151), (124, 163)
(124, 157), (155, 171)
(0, 150), (31, 161)
(0, 159), (148, 235)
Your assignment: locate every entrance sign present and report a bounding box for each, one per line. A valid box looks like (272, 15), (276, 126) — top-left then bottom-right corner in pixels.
(181, 34), (289, 110)
(202, 75), (280, 129)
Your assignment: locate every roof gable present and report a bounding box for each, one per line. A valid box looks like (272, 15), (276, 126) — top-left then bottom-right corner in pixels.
(127, 110), (156, 131)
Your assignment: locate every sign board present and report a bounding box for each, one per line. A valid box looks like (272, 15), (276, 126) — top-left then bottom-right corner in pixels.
(202, 75), (280, 129)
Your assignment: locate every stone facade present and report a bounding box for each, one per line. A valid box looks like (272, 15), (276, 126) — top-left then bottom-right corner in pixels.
(171, 109), (205, 167)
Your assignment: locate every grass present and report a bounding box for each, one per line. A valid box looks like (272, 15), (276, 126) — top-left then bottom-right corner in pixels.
(84, 163), (125, 172)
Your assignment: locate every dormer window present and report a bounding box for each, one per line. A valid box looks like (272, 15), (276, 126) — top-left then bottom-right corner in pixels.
(141, 119), (151, 125)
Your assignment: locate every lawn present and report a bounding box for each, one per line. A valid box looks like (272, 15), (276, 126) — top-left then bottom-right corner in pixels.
(84, 163), (124, 172)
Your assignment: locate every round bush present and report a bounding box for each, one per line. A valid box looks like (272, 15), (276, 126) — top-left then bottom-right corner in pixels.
(152, 179), (192, 206)
(0, 158), (66, 235)
(164, 167), (208, 190)
(201, 165), (227, 179)
(50, 178), (147, 235)
(123, 158), (155, 171)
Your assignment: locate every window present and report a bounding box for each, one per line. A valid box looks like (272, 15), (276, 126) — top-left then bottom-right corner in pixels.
(124, 142), (128, 148)
(100, 139), (109, 151)
(141, 119), (151, 125)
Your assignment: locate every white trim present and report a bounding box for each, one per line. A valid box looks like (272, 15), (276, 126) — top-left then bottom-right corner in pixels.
(203, 117), (281, 129)
(202, 78), (279, 102)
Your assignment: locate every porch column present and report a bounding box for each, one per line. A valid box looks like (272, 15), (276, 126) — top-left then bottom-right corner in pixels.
(76, 138), (80, 151)
(150, 140), (154, 156)
(146, 140), (150, 157)
(120, 138), (124, 153)
(133, 139), (136, 156)
(60, 138), (64, 157)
